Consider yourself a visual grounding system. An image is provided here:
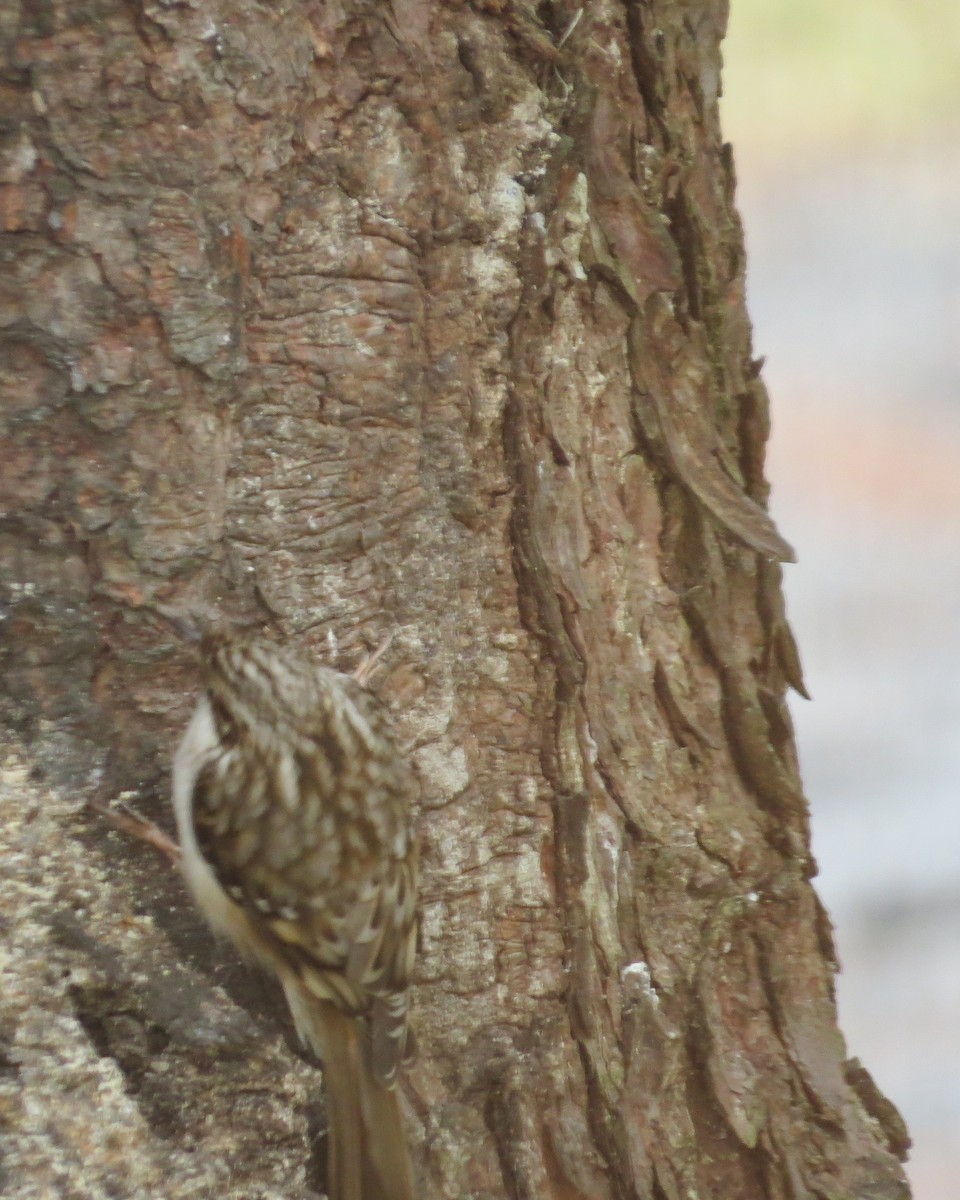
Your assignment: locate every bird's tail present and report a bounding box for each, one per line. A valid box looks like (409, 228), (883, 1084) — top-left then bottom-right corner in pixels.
(287, 989), (415, 1200)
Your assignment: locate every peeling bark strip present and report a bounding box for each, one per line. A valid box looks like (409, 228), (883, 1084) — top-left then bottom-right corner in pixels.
(627, 305), (796, 562)
(0, 4), (908, 1200)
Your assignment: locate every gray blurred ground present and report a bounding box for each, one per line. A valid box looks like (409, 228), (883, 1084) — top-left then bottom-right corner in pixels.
(736, 143), (960, 1200)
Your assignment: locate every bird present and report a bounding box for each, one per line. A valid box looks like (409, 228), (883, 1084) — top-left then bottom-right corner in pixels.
(171, 631), (419, 1200)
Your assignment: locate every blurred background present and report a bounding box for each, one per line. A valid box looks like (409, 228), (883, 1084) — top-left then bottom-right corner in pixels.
(722, 2), (960, 1196)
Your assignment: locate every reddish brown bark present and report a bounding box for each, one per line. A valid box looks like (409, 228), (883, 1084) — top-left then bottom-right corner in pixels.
(0, 2), (909, 1198)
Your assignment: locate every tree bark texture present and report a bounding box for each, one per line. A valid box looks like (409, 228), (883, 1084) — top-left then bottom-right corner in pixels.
(0, 2), (910, 1199)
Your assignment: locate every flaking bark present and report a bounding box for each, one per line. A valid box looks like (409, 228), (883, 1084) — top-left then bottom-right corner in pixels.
(1, 2), (910, 1198)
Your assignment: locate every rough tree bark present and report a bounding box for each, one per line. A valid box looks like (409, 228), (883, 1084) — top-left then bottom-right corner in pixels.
(0, 2), (910, 1198)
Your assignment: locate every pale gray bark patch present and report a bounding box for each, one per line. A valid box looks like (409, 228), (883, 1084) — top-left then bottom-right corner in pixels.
(0, 1), (911, 1197)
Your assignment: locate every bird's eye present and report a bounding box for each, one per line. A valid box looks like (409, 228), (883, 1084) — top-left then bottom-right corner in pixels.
(210, 696), (240, 748)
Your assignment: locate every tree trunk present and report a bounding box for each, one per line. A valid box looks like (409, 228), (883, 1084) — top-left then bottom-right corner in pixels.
(0, 2), (910, 1198)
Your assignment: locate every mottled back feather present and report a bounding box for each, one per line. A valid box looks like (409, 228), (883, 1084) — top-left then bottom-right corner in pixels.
(190, 635), (418, 1081)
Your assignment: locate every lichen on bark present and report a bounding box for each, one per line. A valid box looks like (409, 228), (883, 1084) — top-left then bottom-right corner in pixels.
(0, 2), (909, 1198)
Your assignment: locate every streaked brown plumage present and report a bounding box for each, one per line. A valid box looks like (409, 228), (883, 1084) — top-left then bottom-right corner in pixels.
(172, 633), (418, 1200)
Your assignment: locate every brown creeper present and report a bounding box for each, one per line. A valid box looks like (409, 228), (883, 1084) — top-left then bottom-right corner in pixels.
(172, 633), (419, 1200)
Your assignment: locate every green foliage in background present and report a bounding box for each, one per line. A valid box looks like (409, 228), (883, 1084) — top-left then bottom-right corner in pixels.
(723, 0), (960, 161)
